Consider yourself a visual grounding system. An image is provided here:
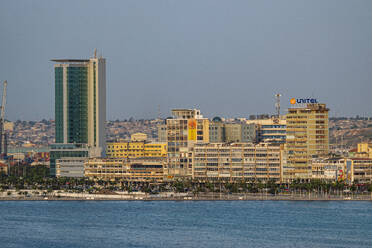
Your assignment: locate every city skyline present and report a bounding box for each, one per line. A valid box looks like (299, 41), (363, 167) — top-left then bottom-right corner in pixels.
(1, 1), (372, 121)
(1, 2), (372, 247)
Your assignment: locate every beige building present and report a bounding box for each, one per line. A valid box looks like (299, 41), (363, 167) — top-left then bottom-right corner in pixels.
(84, 157), (166, 182)
(157, 124), (167, 142)
(311, 158), (345, 181)
(209, 122), (256, 143)
(192, 143), (282, 182)
(166, 109), (209, 178)
(130, 133), (147, 142)
(56, 157), (87, 178)
(345, 158), (372, 183)
(246, 118), (286, 143)
(4, 121), (14, 132)
(284, 103), (329, 181)
(356, 143), (372, 158)
(106, 141), (167, 158)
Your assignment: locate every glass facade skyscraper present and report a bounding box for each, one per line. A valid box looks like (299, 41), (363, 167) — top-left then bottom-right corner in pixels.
(50, 55), (106, 176)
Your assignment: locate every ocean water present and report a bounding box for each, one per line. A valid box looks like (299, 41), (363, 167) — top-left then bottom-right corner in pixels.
(0, 201), (371, 248)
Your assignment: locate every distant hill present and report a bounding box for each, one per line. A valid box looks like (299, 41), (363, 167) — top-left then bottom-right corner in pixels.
(329, 118), (372, 148)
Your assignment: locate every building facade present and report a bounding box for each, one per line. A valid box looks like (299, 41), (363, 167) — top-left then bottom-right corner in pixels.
(166, 109), (209, 177)
(192, 143), (282, 182)
(284, 103), (329, 180)
(209, 122), (256, 143)
(345, 158), (372, 183)
(56, 157), (87, 178)
(84, 157), (166, 182)
(106, 141), (167, 158)
(357, 143), (372, 158)
(50, 53), (106, 177)
(246, 118), (286, 143)
(157, 124), (167, 143)
(209, 121), (225, 143)
(52, 55), (106, 153)
(311, 158), (345, 181)
(50, 143), (100, 176)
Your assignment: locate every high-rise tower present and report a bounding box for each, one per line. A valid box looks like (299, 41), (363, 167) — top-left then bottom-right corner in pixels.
(284, 103), (329, 181)
(50, 52), (106, 177)
(51, 53), (106, 152)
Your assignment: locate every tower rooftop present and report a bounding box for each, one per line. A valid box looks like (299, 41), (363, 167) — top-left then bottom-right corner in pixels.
(51, 59), (90, 63)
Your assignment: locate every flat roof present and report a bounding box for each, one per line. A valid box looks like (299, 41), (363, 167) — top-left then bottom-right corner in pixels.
(171, 109), (195, 111)
(51, 59), (89, 63)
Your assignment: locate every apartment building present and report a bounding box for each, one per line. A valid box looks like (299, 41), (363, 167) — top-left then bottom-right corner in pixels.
(84, 157), (166, 182)
(311, 157), (345, 181)
(192, 143), (282, 182)
(345, 158), (372, 183)
(106, 142), (167, 158)
(356, 143), (372, 158)
(166, 109), (209, 178)
(246, 118), (286, 143)
(284, 103), (329, 181)
(209, 121), (256, 143)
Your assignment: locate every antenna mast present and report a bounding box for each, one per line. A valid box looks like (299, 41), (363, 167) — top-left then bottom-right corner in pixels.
(275, 93), (281, 119)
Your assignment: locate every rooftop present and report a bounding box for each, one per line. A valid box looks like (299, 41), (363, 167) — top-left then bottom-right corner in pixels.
(51, 59), (90, 63)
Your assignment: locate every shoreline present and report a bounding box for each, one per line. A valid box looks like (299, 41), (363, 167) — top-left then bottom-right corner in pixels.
(1, 194), (371, 201)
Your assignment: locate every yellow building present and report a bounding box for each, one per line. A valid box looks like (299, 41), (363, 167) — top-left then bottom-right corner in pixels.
(284, 103), (329, 181)
(106, 141), (167, 158)
(166, 109), (209, 177)
(356, 143), (372, 158)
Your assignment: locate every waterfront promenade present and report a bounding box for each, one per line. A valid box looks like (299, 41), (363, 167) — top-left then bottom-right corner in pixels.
(1, 191), (371, 201)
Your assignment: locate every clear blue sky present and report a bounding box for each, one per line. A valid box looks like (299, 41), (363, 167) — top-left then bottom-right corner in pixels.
(1, 0), (371, 120)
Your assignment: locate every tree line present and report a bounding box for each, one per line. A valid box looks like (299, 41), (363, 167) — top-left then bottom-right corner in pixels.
(1, 165), (371, 195)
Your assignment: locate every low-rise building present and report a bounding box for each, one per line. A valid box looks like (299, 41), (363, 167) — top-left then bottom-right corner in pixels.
(56, 157), (87, 178)
(130, 133), (147, 142)
(106, 141), (167, 158)
(84, 157), (166, 182)
(345, 158), (372, 183)
(356, 143), (372, 158)
(50, 143), (101, 177)
(311, 158), (345, 181)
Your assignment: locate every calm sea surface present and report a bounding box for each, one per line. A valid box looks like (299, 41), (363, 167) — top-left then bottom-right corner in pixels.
(0, 201), (371, 248)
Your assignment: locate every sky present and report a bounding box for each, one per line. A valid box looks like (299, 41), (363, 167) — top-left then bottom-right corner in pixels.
(0, 0), (371, 121)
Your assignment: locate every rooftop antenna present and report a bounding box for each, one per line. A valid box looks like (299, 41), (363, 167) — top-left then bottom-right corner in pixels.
(275, 93), (281, 119)
(94, 48), (97, 59)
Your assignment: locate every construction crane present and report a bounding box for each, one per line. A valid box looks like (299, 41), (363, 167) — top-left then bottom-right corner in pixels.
(0, 80), (8, 158)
